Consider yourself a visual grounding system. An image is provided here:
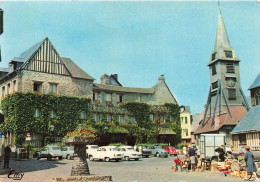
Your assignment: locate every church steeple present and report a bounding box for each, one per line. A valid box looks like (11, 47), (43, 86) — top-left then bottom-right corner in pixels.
(209, 9), (239, 66)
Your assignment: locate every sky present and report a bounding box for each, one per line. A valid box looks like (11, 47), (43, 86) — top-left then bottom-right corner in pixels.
(0, 1), (259, 114)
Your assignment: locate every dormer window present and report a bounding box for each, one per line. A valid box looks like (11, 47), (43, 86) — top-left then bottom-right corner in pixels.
(224, 51), (233, 58)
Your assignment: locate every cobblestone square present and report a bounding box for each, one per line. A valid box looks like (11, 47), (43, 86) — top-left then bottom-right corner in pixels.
(0, 156), (248, 182)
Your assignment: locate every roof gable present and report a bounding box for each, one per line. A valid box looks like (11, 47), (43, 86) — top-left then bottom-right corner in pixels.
(231, 105), (260, 134)
(249, 73), (260, 90)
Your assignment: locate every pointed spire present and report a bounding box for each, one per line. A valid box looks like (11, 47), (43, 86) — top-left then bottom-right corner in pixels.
(214, 9), (232, 51)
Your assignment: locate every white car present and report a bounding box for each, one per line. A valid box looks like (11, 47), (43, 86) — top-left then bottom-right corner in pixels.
(86, 145), (99, 158)
(88, 146), (123, 162)
(118, 146), (142, 161)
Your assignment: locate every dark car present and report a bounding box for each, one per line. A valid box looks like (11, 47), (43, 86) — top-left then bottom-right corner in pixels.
(141, 146), (152, 158)
(162, 146), (178, 156)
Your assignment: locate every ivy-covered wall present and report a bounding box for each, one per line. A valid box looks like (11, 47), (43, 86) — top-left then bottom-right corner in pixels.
(0, 92), (91, 147)
(0, 93), (181, 147)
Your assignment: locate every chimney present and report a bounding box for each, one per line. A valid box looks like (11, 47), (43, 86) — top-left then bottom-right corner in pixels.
(100, 74), (109, 85)
(158, 76), (165, 83)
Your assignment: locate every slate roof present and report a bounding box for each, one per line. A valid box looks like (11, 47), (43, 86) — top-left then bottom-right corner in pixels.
(0, 67), (9, 72)
(248, 73), (260, 90)
(61, 58), (94, 80)
(13, 39), (44, 62)
(93, 83), (154, 94)
(231, 105), (260, 134)
(194, 105), (247, 134)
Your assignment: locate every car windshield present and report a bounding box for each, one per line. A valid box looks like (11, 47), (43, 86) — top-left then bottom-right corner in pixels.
(156, 146), (162, 149)
(69, 146), (74, 150)
(51, 147), (60, 150)
(126, 148), (134, 151)
(170, 147), (175, 149)
(109, 148), (118, 151)
(91, 146), (98, 149)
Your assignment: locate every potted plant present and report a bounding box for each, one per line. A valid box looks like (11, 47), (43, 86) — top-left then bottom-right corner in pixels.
(64, 129), (96, 144)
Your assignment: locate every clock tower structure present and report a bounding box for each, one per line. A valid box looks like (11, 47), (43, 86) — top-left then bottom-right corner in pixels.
(205, 9), (249, 120)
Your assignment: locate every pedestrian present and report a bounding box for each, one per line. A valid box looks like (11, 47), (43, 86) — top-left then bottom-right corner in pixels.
(4, 145), (11, 169)
(243, 146), (259, 181)
(188, 144), (196, 171)
(215, 145), (225, 162)
(134, 145), (137, 151)
(138, 145), (142, 153)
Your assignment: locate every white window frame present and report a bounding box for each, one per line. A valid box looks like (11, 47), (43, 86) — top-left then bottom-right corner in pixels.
(33, 82), (42, 92)
(130, 116), (136, 123)
(149, 114), (154, 121)
(170, 116), (174, 122)
(35, 108), (41, 118)
(50, 110), (57, 119)
(118, 115), (124, 122)
(93, 92), (100, 100)
(49, 83), (57, 93)
(94, 114), (100, 122)
(106, 93), (112, 102)
(107, 114), (112, 122)
(80, 111), (87, 120)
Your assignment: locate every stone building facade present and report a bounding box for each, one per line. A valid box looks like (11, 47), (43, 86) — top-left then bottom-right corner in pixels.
(0, 37), (178, 147)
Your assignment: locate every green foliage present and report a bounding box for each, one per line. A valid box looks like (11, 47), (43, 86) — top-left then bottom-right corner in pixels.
(0, 92), (91, 147)
(177, 142), (188, 149)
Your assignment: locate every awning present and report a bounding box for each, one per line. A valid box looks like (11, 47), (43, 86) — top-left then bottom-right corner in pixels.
(158, 127), (176, 135)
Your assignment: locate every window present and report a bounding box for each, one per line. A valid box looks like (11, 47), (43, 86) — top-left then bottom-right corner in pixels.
(93, 114), (100, 122)
(185, 117), (188, 124)
(107, 114), (112, 122)
(7, 83), (10, 95)
(118, 115), (124, 122)
(170, 116), (174, 122)
(93, 92), (100, 101)
(117, 94), (124, 103)
(224, 50), (233, 58)
(130, 116), (136, 123)
(33, 82), (42, 92)
(186, 129), (189, 136)
(211, 52), (216, 61)
(159, 115), (164, 122)
(13, 80), (16, 92)
(212, 64), (216, 75)
(50, 110), (57, 119)
(212, 81), (218, 90)
(228, 89), (236, 100)
(239, 134), (246, 145)
(150, 114), (154, 121)
(106, 93), (112, 102)
(2, 86), (5, 97)
(80, 111), (87, 120)
(35, 108), (41, 118)
(226, 62), (235, 73)
(49, 83), (57, 93)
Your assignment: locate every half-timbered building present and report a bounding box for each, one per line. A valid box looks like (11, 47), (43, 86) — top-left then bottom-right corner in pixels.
(0, 37), (178, 147)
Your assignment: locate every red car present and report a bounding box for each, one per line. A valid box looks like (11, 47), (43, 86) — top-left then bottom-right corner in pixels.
(162, 146), (178, 156)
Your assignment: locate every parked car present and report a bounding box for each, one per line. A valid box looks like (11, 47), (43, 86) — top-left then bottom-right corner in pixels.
(61, 146), (75, 160)
(147, 145), (168, 157)
(141, 146), (152, 158)
(86, 145), (99, 158)
(118, 146), (142, 161)
(162, 146), (178, 156)
(37, 145), (63, 160)
(88, 146), (123, 162)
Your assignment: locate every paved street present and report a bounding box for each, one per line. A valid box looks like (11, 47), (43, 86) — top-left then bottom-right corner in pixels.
(0, 156), (250, 182)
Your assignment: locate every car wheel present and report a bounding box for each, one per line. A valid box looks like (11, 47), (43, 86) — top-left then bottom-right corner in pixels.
(89, 156), (94, 161)
(174, 154), (177, 156)
(47, 156), (51, 161)
(124, 156), (130, 161)
(156, 153), (160, 157)
(59, 156), (62, 160)
(37, 157), (40, 160)
(105, 157), (110, 162)
(135, 158), (139, 161)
